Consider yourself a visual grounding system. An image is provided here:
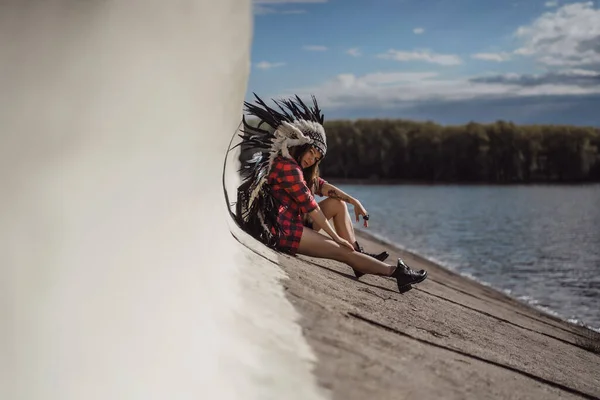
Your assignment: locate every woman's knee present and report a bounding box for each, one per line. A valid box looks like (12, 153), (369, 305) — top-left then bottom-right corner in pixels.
(318, 197), (347, 220)
(331, 198), (347, 214)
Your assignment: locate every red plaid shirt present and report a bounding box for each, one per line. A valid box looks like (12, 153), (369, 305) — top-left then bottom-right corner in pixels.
(268, 156), (326, 255)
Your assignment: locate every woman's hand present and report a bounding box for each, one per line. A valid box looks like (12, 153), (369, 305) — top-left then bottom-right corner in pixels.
(333, 235), (355, 251)
(352, 199), (369, 227)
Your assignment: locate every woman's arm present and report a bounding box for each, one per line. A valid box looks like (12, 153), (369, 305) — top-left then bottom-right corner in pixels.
(320, 181), (355, 204)
(320, 181), (370, 227)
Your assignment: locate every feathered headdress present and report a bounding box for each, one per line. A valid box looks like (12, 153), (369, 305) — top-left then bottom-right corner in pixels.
(228, 93), (327, 249)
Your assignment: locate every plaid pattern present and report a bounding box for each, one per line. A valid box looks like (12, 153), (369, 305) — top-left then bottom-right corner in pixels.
(314, 177), (327, 196)
(268, 156), (326, 255)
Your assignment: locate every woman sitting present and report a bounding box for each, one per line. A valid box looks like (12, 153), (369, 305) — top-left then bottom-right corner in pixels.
(232, 94), (427, 293)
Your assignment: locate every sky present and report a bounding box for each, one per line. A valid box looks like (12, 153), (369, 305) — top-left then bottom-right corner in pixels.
(246, 0), (600, 126)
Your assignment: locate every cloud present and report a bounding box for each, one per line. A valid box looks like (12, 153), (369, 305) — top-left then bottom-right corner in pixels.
(303, 45), (328, 51)
(413, 27), (425, 34)
(377, 49), (462, 66)
(254, 61), (286, 70)
(544, 0), (558, 7)
(277, 69), (600, 112)
(514, 2), (600, 68)
(470, 69), (600, 86)
(256, 3), (600, 124)
(332, 72), (441, 89)
(346, 48), (362, 57)
(321, 94), (600, 125)
(471, 52), (512, 62)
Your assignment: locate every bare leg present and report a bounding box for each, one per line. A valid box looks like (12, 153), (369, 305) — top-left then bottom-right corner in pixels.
(311, 198), (356, 246)
(311, 198), (389, 265)
(297, 227), (394, 276)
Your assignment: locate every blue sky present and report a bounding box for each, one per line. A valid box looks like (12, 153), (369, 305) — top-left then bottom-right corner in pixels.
(246, 0), (600, 125)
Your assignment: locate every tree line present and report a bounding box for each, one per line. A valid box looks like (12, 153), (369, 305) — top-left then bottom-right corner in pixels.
(318, 119), (600, 183)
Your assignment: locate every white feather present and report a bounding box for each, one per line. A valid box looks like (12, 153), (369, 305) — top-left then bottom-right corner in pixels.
(291, 120), (326, 149)
(257, 211), (270, 236)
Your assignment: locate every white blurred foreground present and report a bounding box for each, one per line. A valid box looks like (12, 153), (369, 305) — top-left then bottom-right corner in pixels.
(0, 1), (325, 399)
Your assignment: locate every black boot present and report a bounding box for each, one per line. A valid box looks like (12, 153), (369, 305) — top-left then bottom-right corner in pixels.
(354, 240), (389, 262)
(352, 241), (389, 279)
(391, 258), (427, 293)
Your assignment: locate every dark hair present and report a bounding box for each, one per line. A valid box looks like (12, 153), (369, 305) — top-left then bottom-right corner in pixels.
(289, 144), (322, 194)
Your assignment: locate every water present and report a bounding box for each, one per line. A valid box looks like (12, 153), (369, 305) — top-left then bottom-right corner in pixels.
(335, 184), (600, 331)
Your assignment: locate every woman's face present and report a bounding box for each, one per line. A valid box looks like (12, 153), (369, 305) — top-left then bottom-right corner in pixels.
(300, 146), (323, 169)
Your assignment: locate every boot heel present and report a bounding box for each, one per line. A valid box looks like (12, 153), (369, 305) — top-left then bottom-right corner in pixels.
(398, 284), (412, 294)
(352, 268), (365, 280)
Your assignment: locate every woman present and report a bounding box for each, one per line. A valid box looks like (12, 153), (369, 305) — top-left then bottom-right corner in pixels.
(232, 94), (427, 293)
(287, 143), (390, 267)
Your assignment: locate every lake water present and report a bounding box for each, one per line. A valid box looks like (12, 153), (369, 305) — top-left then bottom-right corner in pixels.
(334, 183), (600, 331)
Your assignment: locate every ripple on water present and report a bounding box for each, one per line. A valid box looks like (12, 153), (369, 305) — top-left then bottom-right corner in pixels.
(345, 183), (600, 331)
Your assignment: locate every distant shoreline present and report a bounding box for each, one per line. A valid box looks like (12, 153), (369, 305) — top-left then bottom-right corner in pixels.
(326, 178), (600, 186)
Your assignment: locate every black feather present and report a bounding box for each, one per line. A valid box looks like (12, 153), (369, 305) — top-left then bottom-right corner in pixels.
(231, 93), (324, 251)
